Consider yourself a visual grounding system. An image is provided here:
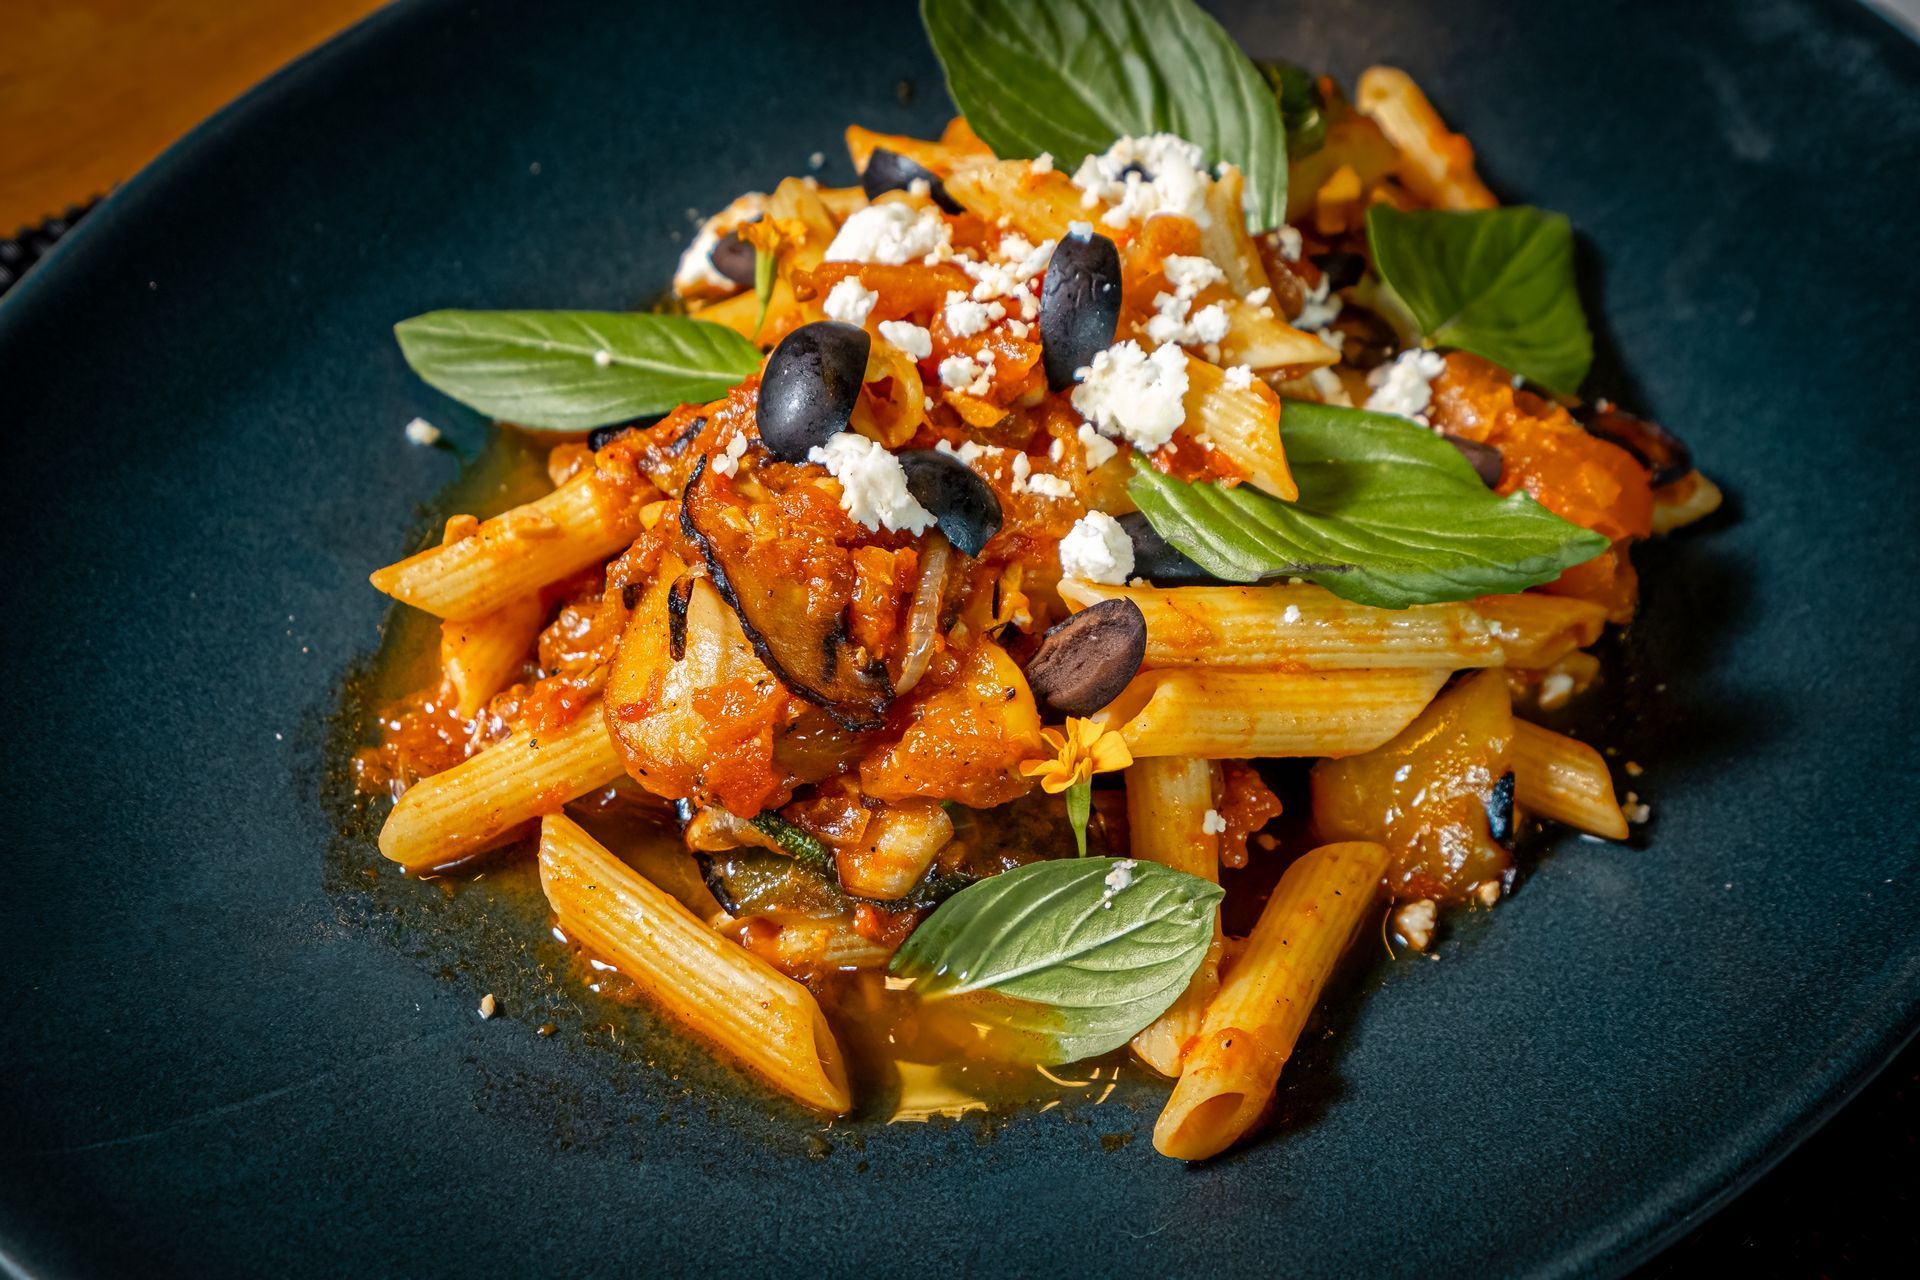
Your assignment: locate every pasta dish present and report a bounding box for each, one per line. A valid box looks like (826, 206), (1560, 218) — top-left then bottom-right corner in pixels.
(353, 0), (1721, 1160)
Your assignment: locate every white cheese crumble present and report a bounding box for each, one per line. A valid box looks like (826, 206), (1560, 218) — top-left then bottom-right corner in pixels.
(1162, 254), (1226, 295)
(709, 432), (749, 477)
(1102, 858), (1137, 899)
(806, 433), (937, 534)
(825, 202), (952, 265)
(942, 293), (994, 338)
(1295, 274), (1343, 331)
(934, 438), (1003, 466)
(822, 277), (878, 326)
(1071, 133), (1213, 231)
(1067, 220), (1094, 241)
(938, 354), (980, 390)
(1032, 152), (1054, 174)
(1280, 603), (1302, 624)
(1622, 792), (1652, 825)
(1364, 349), (1448, 423)
(1076, 422), (1119, 470)
(1071, 340), (1189, 451)
(1146, 291), (1230, 347)
(1059, 511), (1136, 584)
(1245, 286), (1272, 307)
(1394, 899), (1437, 951)
(1304, 365), (1353, 406)
(1222, 364), (1255, 392)
(1201, 809), (1228, 835)
(403, 417), (441, 446)
(1020, 472), (1075, 499)
(672, 192), (768, 296)
(877, 319), (932, 361)
(1275, 225), (1304, 260)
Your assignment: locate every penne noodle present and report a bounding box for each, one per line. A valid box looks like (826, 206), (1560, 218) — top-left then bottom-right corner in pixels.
(1154, 840), (1389, 1160)
(1061, 580), (1502, 671)
(539, 815), (852, 1113)
(1355, 66), (1497, 211)
(440, 592), (544, 718)
(1651, 470), (1724, 535)
(844, 123), (991, 176)
(942, 160), (1092, 242)
(1184, 358), (1298, 501)
(1102, 668), (1449, 759)
(370, 464), (651, 621)
(1127, 757), (1224, 1077)
(1196, 166), (1272, 296)
(377, 702), (625, 871)
(1511, 720), (1629, 839)
(730, 914), (899, 974)
(1474, 592), (1609, 670)
(1215, 297), (1340, 373)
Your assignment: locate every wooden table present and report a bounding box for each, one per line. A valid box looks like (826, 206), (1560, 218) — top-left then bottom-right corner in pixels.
(0, 0), (388, 232)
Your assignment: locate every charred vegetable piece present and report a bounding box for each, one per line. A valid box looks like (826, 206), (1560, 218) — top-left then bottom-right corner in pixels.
(1574, 400), (1692, 487)
(1118, 511), (1220, 585)
(1312, 250), (1367, 291)
(861, 147), (963, 214)
(747, 811), (835, 876)
(587, 416), (664, 451)
(1023, 598), (1148, 718)
(680, 454), (894, 730)
(1039, 229), (1122, 391)
(1444, 435), (1504, 488)
(1323, 305), (1398, 370)
(896, 449), (1002, 555)
(709, 228), (758, 287)
(665, 573), (695, 661)
(757, 321), (871, 462)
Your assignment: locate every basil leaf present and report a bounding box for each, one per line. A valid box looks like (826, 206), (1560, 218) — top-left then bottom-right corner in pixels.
(394, 309), (763, 431)
(889, 857), (1221, 1064)
(748, 811), (833, 878)
(920, 0), (1288, 230)
(1366, 205), (1593, 396)
(1127, 401), (1610, 608)
(1255, 59), (1326, 158)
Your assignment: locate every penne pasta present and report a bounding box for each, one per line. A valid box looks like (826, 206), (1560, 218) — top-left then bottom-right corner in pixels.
(1127, 756), (1224, 1077)
(1154, 840), (1389, 1159)
(844, 123), (991, 176)
(1355, 66), (1498, 211)
(1184, 358), (1298, 501)
(1214, 296), (1340, 373)
(439, 592), (544, 718)
(377, 702), (625, 871)
(1651, 470), (1725, 535)
(370, 464), (651, 621)
(1101, 668), (1449, 759)
(1511, 720), (1629, 839)
(1061, 580), (1502, 671)
(942, 160), (1091, 242)
(538, 815), (851, 1113)
(1474, 592), (1609, 670)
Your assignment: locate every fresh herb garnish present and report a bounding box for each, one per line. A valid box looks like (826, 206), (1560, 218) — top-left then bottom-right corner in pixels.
(393, 309), (762, 431)
(1127, 401), (1609, 608)
(1255, 59), (1327, 158)
(919, 0), (1289, 230)
(888, 857), (1221, 1063)
(1366, 205), (1594, 396)
(748, 811), (834, 877)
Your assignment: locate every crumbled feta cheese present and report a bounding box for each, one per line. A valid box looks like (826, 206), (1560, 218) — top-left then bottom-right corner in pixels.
(1067, 220), (1094, 241)
(1032, 152), (1055, 174)
(1305, 365), (1352, 406)
(1163, 254), (1227, 297)
(1102, 858), (1137, 897)
(1059, 511), (1136, 584)
(822, 277), (878, 326)
(1275, 225), (1304, 260)
(1245, 286), (1272, 307)
(1020, 472), (1075, 499)
(1076, 423), (1118, 470)
(1071, 133), (1213, 230)
(1201, 809), (1227, 835)
(907, 177), (931, 199)
(1394, 899), (1437, 951)
(1364, 349), (1448, 423)
(825, 202), (952, 265)
(672, 192), (768, 296)
(1537, 671), (1576, 711)
(943, 293), (994, 338)
(961, 237), (1054, 302)
(1222, 364), (1255, 392)
(1071, 341), (1189, 450)
(806, 432), (937, 534)
(1005, 318), (1030, 339)
(1145, 290), (1232, 347)
(709, 432), (750, 477)
(403, 417), (441, 446)
(1280, 604), (1302, 624)
(939, 354), (981, 391)
(1296, 274), (1343, 331)
(877, 319), (932, 361)
(934, 438), (1002, 466)
(1622, 792), (1652, 825)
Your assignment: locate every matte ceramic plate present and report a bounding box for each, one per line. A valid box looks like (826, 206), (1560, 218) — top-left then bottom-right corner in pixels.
(3, 1), (1917, 1275)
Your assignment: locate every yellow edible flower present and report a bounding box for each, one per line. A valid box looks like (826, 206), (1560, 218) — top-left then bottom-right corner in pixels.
(1019, 717), (1133, 794)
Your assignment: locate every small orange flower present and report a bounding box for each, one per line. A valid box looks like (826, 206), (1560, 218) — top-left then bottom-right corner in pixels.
(1019, 717), (1133, 794)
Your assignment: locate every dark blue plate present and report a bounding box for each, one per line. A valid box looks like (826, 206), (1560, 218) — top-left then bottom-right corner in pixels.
(3, 1), (1917, 1274)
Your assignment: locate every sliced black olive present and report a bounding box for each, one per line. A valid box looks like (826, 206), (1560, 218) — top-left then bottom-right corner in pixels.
(1039, 229), (1122, 391)
(1117, 512), (1220, 585)
(709, 229), (757, 287)
(861, 147), (962, 214)
(665, 573), (695, 662)
(1023, 598), (1148, 718)
(896, 449), (1003, 556)
(757, 321), (871, 463)
(680, 454), (894, 730)
(1311, 251), (1367, 292)
(1486, 770), (1516, 846)
(1324, 305), (1397, 371)
(1573, 400), (1692, 487)
(1442, 435), (1504, 488)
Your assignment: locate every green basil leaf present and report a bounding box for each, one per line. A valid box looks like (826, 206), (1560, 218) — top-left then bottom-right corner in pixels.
(1365, 205), (1593, 396)
(747, 811), (833, 878)
(393, 309), (763, 432)
(1126, 401), (1610, 608)
(889, 857), (1222, 1064)
(920, 0), (1288, 230)
(1254, 59), (1327, 158)
(1065, 778), (1091, 858)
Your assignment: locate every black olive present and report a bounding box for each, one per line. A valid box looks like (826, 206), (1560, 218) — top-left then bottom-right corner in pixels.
(1023, 598), (1148, 719)
(1311, 251), (1367, 292)
(1039, 229), (1123, 391)
(708, 229), (757, 287)
(757, 321), (871, 463)
(1117, 512), (1221, 585)
(587, 415), (665, 451)
(1486, 770), (1516, 846)
(1442, 435), (1504, 488)
(1573, 400), (1692, 487)
(1324, 305), (1398, 371)
(861, 148), (962, 214)
(896, 449), (1003, 556)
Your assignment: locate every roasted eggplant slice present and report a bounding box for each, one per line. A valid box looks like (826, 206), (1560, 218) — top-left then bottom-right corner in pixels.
(1574, 400), (1692, 487)
(680, 455), (895, 731)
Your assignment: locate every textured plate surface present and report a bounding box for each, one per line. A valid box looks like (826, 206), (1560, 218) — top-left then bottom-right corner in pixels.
(2, 1), (1917, 1275)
